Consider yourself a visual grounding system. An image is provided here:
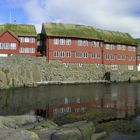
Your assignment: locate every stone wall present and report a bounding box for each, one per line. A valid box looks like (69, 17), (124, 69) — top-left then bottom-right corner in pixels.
(0, 55), (139, 89)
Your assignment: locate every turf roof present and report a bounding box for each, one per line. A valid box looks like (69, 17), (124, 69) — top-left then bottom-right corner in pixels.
(135, 39), (140, 54)
(43, 22), (137, 45)
(0, 23), (37, 36)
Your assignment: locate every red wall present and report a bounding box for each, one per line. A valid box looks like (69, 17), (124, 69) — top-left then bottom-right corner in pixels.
(47, 37), (103, 64)
(19, 38), (37, 56)
(0, 31), (19, 54)
(46, 37), (137, 65)
(103, 44), (137, 65)
(0, 31), (37, 56)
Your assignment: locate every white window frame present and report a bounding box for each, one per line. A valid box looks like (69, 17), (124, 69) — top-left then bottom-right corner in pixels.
(60, 51), (65, 57)
(54, 51), (59, 57)
(60, 39), (65, 45)
(128, 65), (134, 70)
(76, 52), (82, 58)
(66, 39), (71, 45)
(83, 52), (88, 58)
(78, 40), (82, 46)
(54, 38), (59, 45)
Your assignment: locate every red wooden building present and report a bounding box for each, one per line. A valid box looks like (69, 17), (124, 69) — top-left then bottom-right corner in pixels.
(41, 22), (137, 66)
(0, 24), (37, 56)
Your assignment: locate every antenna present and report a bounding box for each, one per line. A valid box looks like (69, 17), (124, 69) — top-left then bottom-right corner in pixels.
(10, 12), (11, 24)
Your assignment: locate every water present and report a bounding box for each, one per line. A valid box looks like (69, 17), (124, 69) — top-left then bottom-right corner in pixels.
(0, 83), (140, 139)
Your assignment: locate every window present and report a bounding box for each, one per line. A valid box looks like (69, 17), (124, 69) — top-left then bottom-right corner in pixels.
(117, 45), (121, 50)
(54, 51), (59, 57)
(99, 42), (102, 47)
(106, 54), (115, 60)
(76, 52), (82, 58)
(19, 37), (35, 43)
(122, 55), (126, 60)
(25, 37), (29, 43)
(128, 56), (135, 61)
(66, 51), (71, 57)
(92, 52), (96, 59)
(60, 51), (65, 57)
(54, 38), (59, 45)
(83, 52), (88, 58)
(128, 65), (134, 70)
(138, 56), (140, 60)
(0, 42), (16, 50)
(83, 40), (88, 46)
(97, 53), (101, 58)
(19, 47), (35, 53)
(66, 39), (71, 45)
(106, 44), (115, 50)
(29, 37), (35, 43)
(111, 65), (118, 70)
(92, 41), (95, 47)
(19, 37), (25, 42)
(122, 45), (126, 50)
(60, 39), (65, 45)
(78, 40), (82, 46)
(128, 46), (135, 52)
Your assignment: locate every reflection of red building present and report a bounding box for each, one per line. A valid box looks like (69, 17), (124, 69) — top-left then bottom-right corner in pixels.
(47, 97), (136, 118)
(41, 22), (137, 66)
(0, 24), (37, 56)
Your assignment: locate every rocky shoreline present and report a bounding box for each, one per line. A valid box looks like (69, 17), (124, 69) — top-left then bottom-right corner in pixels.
(0, 112), (140, 140)
(0, 55), (139, 90)
(0, 115), (99, 140)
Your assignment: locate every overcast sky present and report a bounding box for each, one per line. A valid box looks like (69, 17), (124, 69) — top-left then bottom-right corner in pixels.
(1, 0), (140, 38)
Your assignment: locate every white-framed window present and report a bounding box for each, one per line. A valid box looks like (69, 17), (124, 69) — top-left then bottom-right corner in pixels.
(19, 47), (35, 53)
(66, 39), (71, 45)
(66, 51), (71, 57)
(76, 52), (82, 58)
(99, 42), (102, 47)
(19, 37), (25, 42)
(92, 52), (96, 59)
(83, 40), (88, 46)
(106, 44), (115, 50)
(122, 55), (126, 60)
(29, 37), (35, 43)
(19, 37), (35, 43)
(128, 46), (135, 52)
(138, 56), (140, 60)
(25, 37), (30, 43)
(60, 39), (65, 45)
(54, 51), (59, 57)
(54, 38), (59, 45)
(83, 52), (88, 58)
(122, 45), (126, 50)
(97, 53), (101, 59)
(60, 51), (65, 57)
(128, 65), (134, 70)
(128, 56), (136, 61)
(117, 45), (121, 50)
(106, 44), (110, 50)
(111, 65), (118, 70)
(0, 42), (16, 50)
(78, 40), (82, 46)
(92, 41), (95, 47)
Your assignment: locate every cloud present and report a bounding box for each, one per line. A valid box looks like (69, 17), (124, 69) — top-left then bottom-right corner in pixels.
(10, 0), (140, 37)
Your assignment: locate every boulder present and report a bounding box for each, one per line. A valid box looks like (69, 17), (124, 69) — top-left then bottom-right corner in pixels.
(0, 115), (41, 129)
(0, 128), (40, 140)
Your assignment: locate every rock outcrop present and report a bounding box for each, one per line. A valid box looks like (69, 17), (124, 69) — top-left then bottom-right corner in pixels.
(0, 55), (138, 89)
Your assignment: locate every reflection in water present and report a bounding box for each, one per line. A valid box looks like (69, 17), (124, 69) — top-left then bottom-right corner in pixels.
(0, 83), (139, 118)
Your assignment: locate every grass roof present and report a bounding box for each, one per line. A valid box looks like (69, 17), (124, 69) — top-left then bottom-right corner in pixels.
(135, 39), (140, 54)
(0, 23), (37, 36)
(43, 22), (137, 45)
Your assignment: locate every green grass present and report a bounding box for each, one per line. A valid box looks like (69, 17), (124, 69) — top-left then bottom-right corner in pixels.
(0, 23), (37, 36)
(44, 22), (137, 45)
